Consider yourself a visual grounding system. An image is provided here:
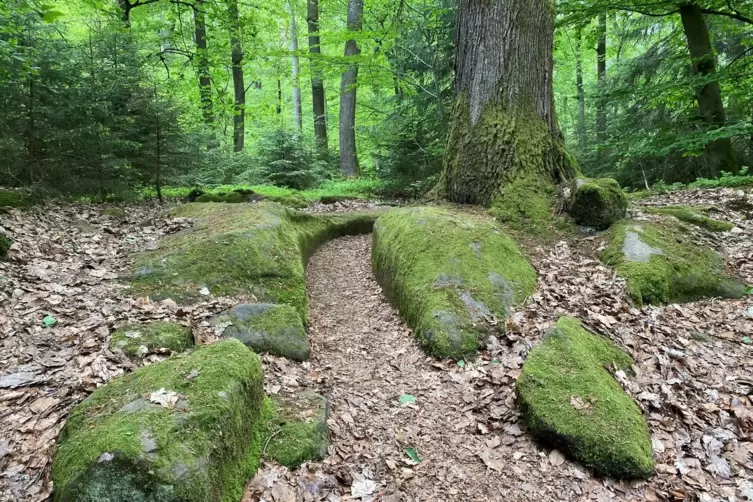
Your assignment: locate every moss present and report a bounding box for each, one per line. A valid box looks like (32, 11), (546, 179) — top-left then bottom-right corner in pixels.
(0, 234), (11, 258)
(569, 178), (627, 230)
(264, 392), (329, 468)
(0, 190), (30, 207)
(372, 207), (537, 358)
(103, 207), (128, 218)
(644, 205), (734, 232)
(601, 221), (746, 305)
(489, 175), (557, 232)
(194, 193), (224, 203)
(52, 340), (264, 502)
(319, 195), (357, 205)
(109, 322), (194, 359)
(223, 192), (245, 203)
(264, 195), (309, 209)
(517, 317), (654, 480)
(211, 304), (310, 361)
(129, 202), (380, 322)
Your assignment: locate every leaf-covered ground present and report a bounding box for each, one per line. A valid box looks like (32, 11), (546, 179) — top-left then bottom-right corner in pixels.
(1, 188), (751, 501)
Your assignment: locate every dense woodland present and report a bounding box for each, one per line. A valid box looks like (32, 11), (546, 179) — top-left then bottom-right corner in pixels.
(1, 0), (753, 200)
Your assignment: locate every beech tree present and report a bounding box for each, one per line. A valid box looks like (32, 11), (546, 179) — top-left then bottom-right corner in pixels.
(339, 0), (364, 177)
(307, 0), (328, 153)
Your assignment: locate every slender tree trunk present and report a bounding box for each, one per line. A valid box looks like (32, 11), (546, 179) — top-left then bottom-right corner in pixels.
(339, 0), (364, 177)
(575, 26), (586, 150)
(117, 0), (132, 27)
(307, 0), (328, 152)
(228, 0), (245, 152)
(438, 0), (575, 216)
(287, 0), (303, 130)
(679, 3), (737, 176)
(277, 77), (283, 115)
(596, 12), (607, 148)
(193, 0), (214, 123)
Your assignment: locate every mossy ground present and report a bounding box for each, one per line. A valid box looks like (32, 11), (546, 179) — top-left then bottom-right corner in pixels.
(489, 175), (559, 233)
(0, 234), (11, 258)
(372, 207), (537, 358)
(569, 178), (627, 230)
(263, 392), (329, 468)
(128, 202), (379, 321)
(516, 317), (654, 480)
(644, 205), (734, 232)
(109, 322), (194, 358)
(52, 340), (264, 502)
(195, 191), (308, 209)
(0, 190), (30, 207)
(103, 207), (128, 218)
(601, 220), (745, 305)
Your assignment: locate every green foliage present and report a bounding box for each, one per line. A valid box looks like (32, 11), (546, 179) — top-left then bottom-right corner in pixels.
(109, 322), (194, 358)
(252, 129), (334, 190)
(649, 167), (753, 193)
(0, 234), (11, 258)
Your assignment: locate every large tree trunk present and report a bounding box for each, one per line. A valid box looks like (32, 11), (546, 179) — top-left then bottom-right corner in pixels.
(339, 0), (363, 177)
(307, 0), (328, 153)
(193, 0), (214, 124)
(596, 12), (607, 147)
(229, 0), (245, 152)
(287, 0), (303, 130)
(439, 0), (575, 221)
(679, 3), (737, 176)
(575, 26), (586, 150)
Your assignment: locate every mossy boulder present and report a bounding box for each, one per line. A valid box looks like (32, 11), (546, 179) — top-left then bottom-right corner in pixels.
(644, 205), (734, 232)
(569, 178), (627, 230)
(0, 190), (30, 208)
(52, 339), (265, 502)
(517, 317), (654, 480)
(193, 191), (308, 209)
(194, 193), (224, 203)
(601, 221), (745, 305)
(265, 391), (329, 468)
(109, 322), (194, 359)
(0, 234), (11, 259)
(103, 207), (128, 219)
(372, 207), (537, 358)
(209, 304), (309, 361)
(129, 202), (379, 320)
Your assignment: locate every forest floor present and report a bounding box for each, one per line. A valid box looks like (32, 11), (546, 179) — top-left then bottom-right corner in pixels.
(1, 188), (752, 501)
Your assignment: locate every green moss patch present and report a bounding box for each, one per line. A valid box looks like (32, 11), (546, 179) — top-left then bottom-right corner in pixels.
(517, 317), (654, 479)
(644, 205), (734, 232)
(264, 391), (329, 468)
(109, 322), (194, 359)
(0, 234), (11, 258)
(0, 190), (30, 208)
(372, 207), (537, 358)
(569, 178), (627, 230)
(194, 191), (309, 209)
(103, 207), (128, 219)
(489, 175), (558, 233)
(601, 221), (745, 305)
(210, 304), (309, 361)
(129, 202), (379, 320)
(52, 339), (265, 502)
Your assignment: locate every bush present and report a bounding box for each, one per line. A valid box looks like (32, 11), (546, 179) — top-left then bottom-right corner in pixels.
(254, 129), (333, 190)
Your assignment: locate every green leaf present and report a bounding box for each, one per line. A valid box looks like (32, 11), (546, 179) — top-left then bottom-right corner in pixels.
(405, 447), (421, 464)
(399, 394), (416, 405)
(40, 5), (64, 23)
(745, 286), (753, 295)
(43, 315), (57, 327)
(456, 360), (465, 368)
(742, 336), (752, 345)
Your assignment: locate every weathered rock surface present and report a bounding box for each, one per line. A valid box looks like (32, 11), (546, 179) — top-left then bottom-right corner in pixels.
(644, 205), (734, 232)
(109, 322), (194, 359)
(372, 207), (537, 358)
(517, 317), (654, 480)
(569, 178), (627, 230)
(601, 220), (745, 305)
(52, 340), (265, 502)
(265, 391), (329, 468)
(210, 304), (310, 361)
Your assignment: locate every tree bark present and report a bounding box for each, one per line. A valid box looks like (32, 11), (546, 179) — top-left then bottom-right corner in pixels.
(193, 0), (214, 123)
(288, 0), (303, 130)
(228, 0), (245, 152)
(596, 12), (607, 147)
(339, 0), (363, 177)
(679, 3), (737, 176)
(307, 0), (328, 152)
(439, 0), (575, 211)
(575, 26), (586, 150)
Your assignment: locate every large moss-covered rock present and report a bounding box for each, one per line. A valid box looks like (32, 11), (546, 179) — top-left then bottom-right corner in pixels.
(52, 340), (265, 502)
(517, 317), (654, 480)
(265, 391), (329, 468)
(129, 202), (379, 321)
(644, 205), (734, 232)
(109, 322), (194, 359)
(569, 178), (627, 230)
(601, 221), (745, 305)
(209, 304), (309, 361)
(372, 207), (537, 358)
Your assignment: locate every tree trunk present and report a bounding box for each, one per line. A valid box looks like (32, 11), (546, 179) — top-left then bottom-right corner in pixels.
(679, 3), (737, 176)
(194, 0), (214, 123)
(439, 0), (575, 218)
(575, 26), (586, 150)
(307, 0), (328, 152)
(228, 0), (245, 152)
(288, 0), (303, 130)
(596, 12), (607, 147)
(339, 0), (363, 177)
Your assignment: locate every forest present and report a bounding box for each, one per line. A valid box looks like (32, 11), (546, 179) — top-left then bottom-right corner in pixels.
(1, 1), (752, 502)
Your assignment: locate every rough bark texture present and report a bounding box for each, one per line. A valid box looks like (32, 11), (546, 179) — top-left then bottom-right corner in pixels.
(575, 26), (586, 150)
(596, 12), (607, 147)
(339, 0), (364, 178)
(194, 0), (214, 124)
(439, 0), (575, 226)
(229, 0), (245, 152)
(307, 0), (328, 152)
(679, 3), (737, 176)
(288, 0), (303, 131)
